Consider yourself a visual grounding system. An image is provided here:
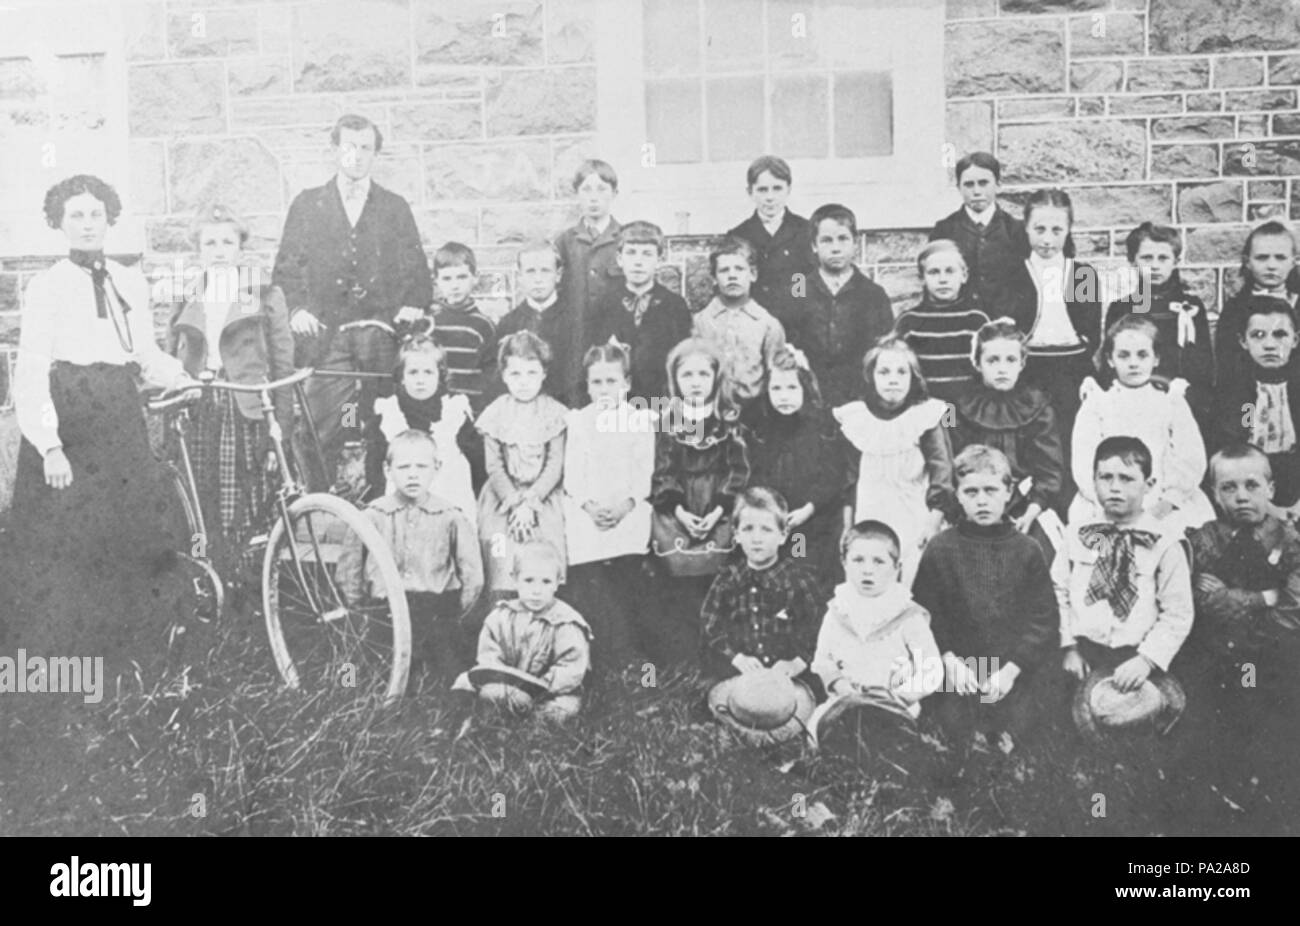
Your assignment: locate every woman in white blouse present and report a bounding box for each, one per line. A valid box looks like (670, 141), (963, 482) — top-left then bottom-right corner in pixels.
(169, 203), (295, 580)
(8, 175), (196, 646)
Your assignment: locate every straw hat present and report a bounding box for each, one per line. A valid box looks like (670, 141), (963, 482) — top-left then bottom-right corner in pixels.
(1072, 672), (1186, 742)
(707, 670), (815, 747)
(467, 664), (551, 698)
(809, 688), (918, 756)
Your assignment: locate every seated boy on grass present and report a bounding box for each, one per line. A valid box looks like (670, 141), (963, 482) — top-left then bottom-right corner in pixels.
(456, 540), (592, 723)
(700, 487), (825, 698)
(913, 444), (1059, 750)
(1053, 436), (1193, 702)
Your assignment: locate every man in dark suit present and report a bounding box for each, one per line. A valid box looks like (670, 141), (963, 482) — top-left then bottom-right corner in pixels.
(272, 113), (432, 488)
(930, 151), (1028, 314)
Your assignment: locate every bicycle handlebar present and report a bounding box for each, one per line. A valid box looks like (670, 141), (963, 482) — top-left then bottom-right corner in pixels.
(206, 367), (315, 394)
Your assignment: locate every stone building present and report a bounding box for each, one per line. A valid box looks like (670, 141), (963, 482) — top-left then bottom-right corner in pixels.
(1, 0), (1299, 413)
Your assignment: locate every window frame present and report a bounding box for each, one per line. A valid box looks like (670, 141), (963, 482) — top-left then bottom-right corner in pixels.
(594, 0), (952, 234)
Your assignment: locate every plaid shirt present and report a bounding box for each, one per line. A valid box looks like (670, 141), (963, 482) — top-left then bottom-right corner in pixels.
(1189, 515), (1300, 649)
(701, 557), (824, 668)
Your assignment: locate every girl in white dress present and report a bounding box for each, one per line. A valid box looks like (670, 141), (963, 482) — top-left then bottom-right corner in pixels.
(833, 336), (957, 585)
(1069, 315), (1215, 534)
(562, 338), (655, 666)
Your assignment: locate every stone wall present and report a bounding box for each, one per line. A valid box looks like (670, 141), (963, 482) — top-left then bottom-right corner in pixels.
(5, 0), (1300, 409)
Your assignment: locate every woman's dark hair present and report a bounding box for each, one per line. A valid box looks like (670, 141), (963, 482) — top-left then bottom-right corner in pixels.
(1023, 188), (1076, 259)
(43, 175), (121, 229)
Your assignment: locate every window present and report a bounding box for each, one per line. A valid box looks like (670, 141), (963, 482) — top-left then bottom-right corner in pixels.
(642, 0), (894, 164)
(0, 1), (131, 257)
(595, 0), (949, 232)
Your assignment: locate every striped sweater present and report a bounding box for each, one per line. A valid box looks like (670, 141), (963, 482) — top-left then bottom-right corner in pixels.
(892, 293), (989, 405)
(431, 299), (497, 414)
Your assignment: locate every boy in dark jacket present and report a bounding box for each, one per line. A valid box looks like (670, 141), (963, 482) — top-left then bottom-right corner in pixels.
(588, 221), (692, 404)
(495, 241), (579, 405)
(913, 444), (1060, 748)
(930, 151), (1028, 313)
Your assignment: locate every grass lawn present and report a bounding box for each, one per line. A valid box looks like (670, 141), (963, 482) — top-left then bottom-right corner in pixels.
(2, 594), (1296, 837)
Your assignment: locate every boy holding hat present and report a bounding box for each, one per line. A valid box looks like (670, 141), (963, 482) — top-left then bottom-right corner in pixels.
(1052, 436), (1193, 736)
(701, 488), (824, 744)
(456, 541), (592, 722)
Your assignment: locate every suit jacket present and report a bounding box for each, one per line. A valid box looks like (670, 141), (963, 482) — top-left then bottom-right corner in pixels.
(930, 205), (1028, 313)
(785, 267), (894, 408)
(1002, 258), (1104, 356)
(272, 177), (431, 356)
(170, 282), (296, 432)
(728, 210), (814, 333)
(589, 283), (692, 403)
(495, 296), (580, 405)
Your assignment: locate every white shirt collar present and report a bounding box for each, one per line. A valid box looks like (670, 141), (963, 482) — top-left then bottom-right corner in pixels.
(584, 215), (612, 238)
(965, 204), (995, 226)
(337, 173), (371, 201)
(526, 292), (558, 312)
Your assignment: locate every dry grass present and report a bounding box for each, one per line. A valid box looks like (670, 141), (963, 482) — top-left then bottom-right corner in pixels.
(1, 597), (1297, 837)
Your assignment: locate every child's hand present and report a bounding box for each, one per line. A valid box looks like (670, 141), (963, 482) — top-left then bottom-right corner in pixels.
(604, 497), (636, 528)
(980, 663), (1021, 704)
(1012, 503), (1042, 534)
(43, 447), (73, 490)
(771, 658), (806, 678)
(1062, 647), (1088, 681)
(887, 656), (914, 695)
(788, 503), (814, 529)
(944, 653), (981, 696)
(674, 505), (702, 536)
(731, 654), (765, 674)
(1149, 499), (1176, 521)
(393, 306), (426, 325)
(1110, 655), (1154, 692)
(698, 506), (724, 536)
(1195, 573), (1227, 596)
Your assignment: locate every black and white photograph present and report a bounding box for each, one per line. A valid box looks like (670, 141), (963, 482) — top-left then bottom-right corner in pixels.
(0, 0), (1294, 860)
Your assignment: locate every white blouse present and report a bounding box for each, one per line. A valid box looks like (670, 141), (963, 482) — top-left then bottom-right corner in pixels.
(15, 258), (188, 455)
(1027, 254), (1081, 348)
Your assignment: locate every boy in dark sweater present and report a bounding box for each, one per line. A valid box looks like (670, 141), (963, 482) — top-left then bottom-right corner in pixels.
(913, 444), (1060, 748)
(929, 151), (1028, 314)
(588, 220), (692, 404)
(496, 240), (578, 405)
(430, 241), (497, 416)
(785, 203), (894, 407)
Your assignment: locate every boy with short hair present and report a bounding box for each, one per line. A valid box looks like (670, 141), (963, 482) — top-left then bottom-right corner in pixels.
(700, 487), (826, 696)
(431, 241), (497, 415)
(496, 241), (577, 404)
(929, 151), (1028, 313)
(811, 520), (941, 719)
(913, 445), (1060, 745)
(691, 236), (787, 405)
(556, 159), (623, 386)
(785, 203), (893, 407)
(339, 429), (484, 679)
(727, 155), (814, 332)
(588, 220), (692, 403)
(1184, 444), (1300, 778)
(1053, 436), (1194, 697)
(1208, 295), (1300, 513)
(460, 540), (593, 722)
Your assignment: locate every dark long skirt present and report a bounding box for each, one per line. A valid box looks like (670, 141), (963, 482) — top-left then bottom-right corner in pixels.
(5, 362), (189, 655)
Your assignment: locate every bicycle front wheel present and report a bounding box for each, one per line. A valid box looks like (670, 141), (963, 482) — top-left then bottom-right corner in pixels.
(262, 493), (411, 703)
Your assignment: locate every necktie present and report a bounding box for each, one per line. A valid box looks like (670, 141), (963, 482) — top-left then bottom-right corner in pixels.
(1079, 523), (1160, 622)
(69, 249), (135, 353)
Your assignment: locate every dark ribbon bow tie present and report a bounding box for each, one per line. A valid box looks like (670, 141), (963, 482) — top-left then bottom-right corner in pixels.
(69, 249), (110, 318)
(1079, 523), (1159, 622)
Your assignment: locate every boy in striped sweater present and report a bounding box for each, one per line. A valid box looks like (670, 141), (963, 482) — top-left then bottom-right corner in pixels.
(430, 241), (497, 416)
(894, 239), (990, 406)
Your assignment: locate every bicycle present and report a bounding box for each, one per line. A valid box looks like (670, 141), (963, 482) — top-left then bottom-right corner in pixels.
(152, 368), (413, 703)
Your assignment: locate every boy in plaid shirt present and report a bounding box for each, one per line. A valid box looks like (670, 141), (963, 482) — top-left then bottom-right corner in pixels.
(701, 487), (826, 698)
(1052, 436), (1193, 695)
